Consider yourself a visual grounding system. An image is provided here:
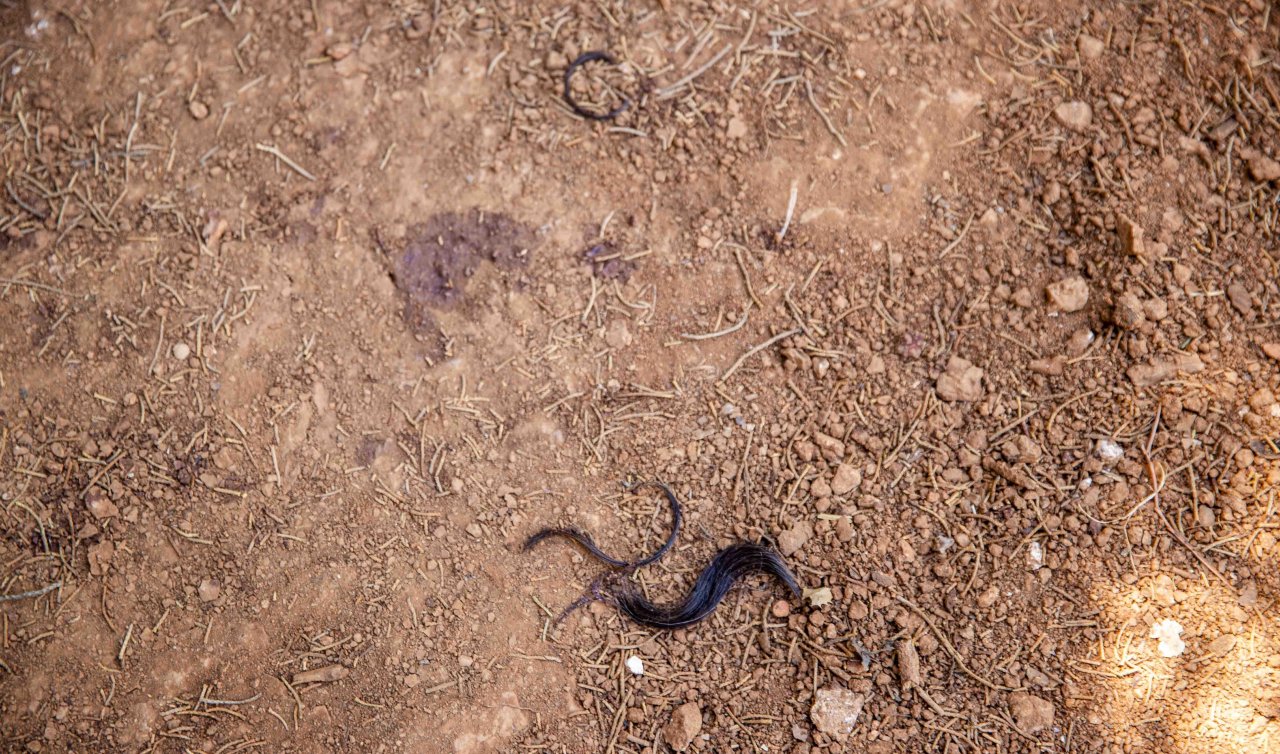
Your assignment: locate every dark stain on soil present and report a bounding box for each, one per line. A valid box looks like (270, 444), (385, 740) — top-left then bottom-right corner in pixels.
(390, 209), (533, 337)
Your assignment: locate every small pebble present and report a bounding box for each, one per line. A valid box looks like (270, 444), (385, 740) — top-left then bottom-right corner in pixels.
(172, 342), (191, 360)
(197, 578), (221, 602)
(188, 100), (209, 120)
(1053, 100), (1093, 131)
(625, 655), (644, 675)
(1151, 619), (1185, 657)
(772, 599), (791, 618)
(1096, 439), (1123, 462)
(1046, 276), (1089, 312)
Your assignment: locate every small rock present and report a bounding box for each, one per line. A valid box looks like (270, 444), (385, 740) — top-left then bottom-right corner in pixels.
(84, 489), (119, 520)
(1002, 435), (1042, 464)
(1257, 695), (1280, 720)
(1046, 276), (1089, 312)
(778, 520), (813, 556)
(772, 599), (791, 618)
(1207, 634), (1237, 656)
(897, 640), (922, 687)
(830, 463), (862, 495)
(1027, 541), (1044, 570)
(171, 342), (191, 360)
(605, 319), (632, 349)
(403, 673), (421, 688)
(1008, 692), (1055, 734)
(726, 116), (748, 140)
(1111, 291), (1145, 330)
(936, 356), (984, 402)
(1067, 328), (1094, 356)
(1227, 282), (1254, 318)
(1127, 352), (1205, 387)
(1239, 581), (1259, 607)
(1143, 298), (1168, 321)
(1151, 619), (1185, 658)
(1261, 342), (1280, 362)
(1029, 356), (1065, 376)
(662, 702), (702, 752)
(976, 586), (1000, 609)
(327, 42), (354, 61)
(1117, 215), (1146, 258)
(197, 579), (221, 602)
(805, 587), (833, 607)
(87, 540), (114, 576)
(1096, 439), (1124, 463)
(809, 686), (866, 741)
(1042, 181), (1062, 205)
(292, 664), (349, 685)
(1053, 101), (1092, 131)
(1077, 33), (1105, 59)
(203, 217), (229, 245)
(1240, 147), (1280, 182)
(544, 50), (568, 70)
(625, 656), (644, 676)
(188, 100), (209, 120)
(812, 431), (845, 460)
(1197, 505), (1216, 528)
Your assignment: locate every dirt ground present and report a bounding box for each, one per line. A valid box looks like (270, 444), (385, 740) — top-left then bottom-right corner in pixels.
(1, 0), (1279, 752)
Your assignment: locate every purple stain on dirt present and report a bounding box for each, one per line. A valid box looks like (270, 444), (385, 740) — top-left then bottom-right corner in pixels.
(391, 209), (534, 333)
(584, 242), (633, 281)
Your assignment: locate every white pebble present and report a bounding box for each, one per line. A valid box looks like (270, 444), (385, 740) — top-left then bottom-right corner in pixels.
(625, 656), (644, 676)
(1096, 439), (1124, 462)
(1027, 541), (1044, 570)
(1151, 619), (1185, 658)
(171, 342), (191, 360)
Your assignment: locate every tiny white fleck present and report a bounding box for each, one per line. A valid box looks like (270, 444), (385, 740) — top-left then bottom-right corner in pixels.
(625, 655), (644, 676)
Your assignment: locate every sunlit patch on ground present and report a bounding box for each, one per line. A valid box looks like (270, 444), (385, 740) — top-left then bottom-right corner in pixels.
(1078, 445), (1280, 752)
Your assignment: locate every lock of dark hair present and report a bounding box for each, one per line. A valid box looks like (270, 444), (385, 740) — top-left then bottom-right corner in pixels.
(521, 481), (682, 568)
(612, 542), (800, 629)
(523, 482), (800, 629)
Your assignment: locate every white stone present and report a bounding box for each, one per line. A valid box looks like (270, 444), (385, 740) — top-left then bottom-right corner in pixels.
(1096, 439), (1124, 462)
(1151, 619), (1185, 657)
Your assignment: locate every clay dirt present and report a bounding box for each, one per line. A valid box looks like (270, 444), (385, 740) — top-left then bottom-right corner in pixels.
(2, 1), (1280, 753)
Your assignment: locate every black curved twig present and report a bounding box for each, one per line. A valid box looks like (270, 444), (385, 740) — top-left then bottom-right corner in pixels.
(522, 481), (681, 568)
(563, 51), (631, 121)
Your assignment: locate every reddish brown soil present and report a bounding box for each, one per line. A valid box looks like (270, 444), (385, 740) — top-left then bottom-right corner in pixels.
(2, 1), (1280, 753)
